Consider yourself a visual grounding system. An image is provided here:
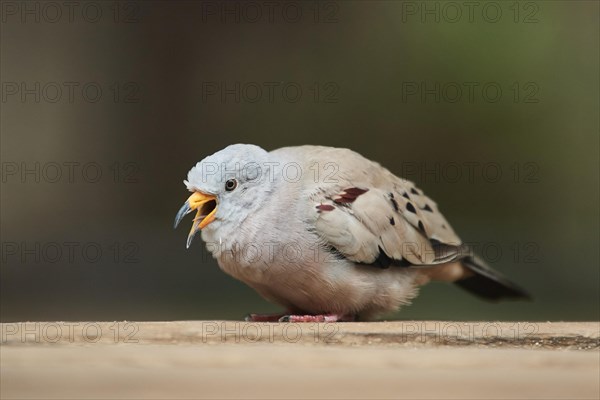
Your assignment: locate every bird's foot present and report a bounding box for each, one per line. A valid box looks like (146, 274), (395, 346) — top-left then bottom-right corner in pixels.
(278, 314), (356, 322)
(245, 312), (287, 322)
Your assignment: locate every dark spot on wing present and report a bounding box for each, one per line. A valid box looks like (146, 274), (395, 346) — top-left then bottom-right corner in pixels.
(423, 204), (433, 212)
(344, 187), (369, 196)
(418, 220), (425, 233)
(402, 192), (410, 200)
(334, 187), (368, 204)
(411, 188), (419, 195)
(406, 203), (417, 214)
(389, 217), (395, 225)
(390, 197), (399, 212)
(316, 204), (335, 212)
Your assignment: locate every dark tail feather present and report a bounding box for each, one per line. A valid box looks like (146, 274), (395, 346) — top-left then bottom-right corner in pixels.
(455, 255), (532, 301)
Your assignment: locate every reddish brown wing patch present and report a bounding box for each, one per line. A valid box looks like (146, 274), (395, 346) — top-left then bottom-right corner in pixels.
(333, 187), (369, 204)
(316, 204), (335, 212)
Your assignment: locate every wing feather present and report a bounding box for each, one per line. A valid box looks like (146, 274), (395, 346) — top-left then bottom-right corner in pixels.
(273, 145), (464, 267)
(311, 177), (463, 266)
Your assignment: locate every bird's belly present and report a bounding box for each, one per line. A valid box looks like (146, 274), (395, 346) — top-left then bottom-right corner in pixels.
(204, 229), (421, 318)
(221, 256), (421, 318)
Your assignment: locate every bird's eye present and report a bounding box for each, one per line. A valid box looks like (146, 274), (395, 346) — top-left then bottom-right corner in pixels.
(225, 179), (237, 191)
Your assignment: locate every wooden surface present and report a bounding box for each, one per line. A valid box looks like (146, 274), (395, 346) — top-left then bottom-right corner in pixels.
(1, 321), (599, 399)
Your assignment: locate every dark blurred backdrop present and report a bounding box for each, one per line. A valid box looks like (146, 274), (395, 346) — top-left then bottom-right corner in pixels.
(1, 1), (598, 322)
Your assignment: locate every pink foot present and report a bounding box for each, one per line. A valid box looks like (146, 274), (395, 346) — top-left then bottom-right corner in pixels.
(278, 314), (356, 322)
(245, 312), (287, 322)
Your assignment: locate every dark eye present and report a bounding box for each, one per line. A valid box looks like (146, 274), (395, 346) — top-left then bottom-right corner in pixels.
(225, 179), (237, 191)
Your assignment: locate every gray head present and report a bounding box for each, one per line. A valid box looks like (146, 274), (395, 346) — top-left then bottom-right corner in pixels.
(174, 144), (273, 248)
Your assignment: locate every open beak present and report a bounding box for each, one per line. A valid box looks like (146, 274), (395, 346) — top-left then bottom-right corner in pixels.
(174, 191), (218, 248)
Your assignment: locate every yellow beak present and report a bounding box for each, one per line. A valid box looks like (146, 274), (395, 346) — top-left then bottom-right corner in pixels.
(174, 191), (218, 248)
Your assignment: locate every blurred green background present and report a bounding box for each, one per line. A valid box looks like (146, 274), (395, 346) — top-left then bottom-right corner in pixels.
(1, 1), (598, 322)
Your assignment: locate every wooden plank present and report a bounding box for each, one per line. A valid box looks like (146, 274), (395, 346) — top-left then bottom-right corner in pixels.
(2, 321), (599, 399)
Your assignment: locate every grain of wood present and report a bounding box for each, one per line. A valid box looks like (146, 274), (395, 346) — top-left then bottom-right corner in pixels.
(1, 321), (599, 399)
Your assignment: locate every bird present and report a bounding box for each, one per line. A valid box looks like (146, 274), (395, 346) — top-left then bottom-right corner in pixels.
(174, 144), (530, 322)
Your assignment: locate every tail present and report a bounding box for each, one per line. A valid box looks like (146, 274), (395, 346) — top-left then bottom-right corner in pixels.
(455, 255), (531, 301)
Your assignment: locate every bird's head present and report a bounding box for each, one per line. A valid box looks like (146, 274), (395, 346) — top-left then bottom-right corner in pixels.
(174, 144), (272, 248)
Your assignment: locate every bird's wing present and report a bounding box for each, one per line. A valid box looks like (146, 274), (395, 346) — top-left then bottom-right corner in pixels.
(276, 146), (464, 267)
